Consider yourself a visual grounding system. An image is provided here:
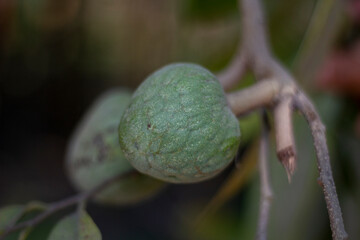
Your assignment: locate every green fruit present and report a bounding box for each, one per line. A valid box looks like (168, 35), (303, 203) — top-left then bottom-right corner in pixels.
(119, 63), (241, 183)
(66, 89), (165, 205)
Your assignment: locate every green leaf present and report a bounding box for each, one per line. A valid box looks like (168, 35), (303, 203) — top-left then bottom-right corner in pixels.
(0, 205), (25, 234)
(24, 201), (48, 212)
(18, 227), (32, 240)
(47, 210), (101, 240)
(198, 141), (258, 222)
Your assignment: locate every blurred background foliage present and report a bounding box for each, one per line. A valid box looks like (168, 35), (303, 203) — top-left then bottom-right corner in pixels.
(0, 0), (359, 239)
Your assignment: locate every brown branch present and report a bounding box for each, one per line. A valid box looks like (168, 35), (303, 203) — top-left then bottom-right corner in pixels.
(240, 0), (270, 60)
(229, 0), (348, 238)
(218, 0), (294, 88)
(217, 51), (248, 91)
(256, 111), (273, 240)
(0, 171), (137, 240)
(294, 93), (348, 240)
(239, 0), (294, 84)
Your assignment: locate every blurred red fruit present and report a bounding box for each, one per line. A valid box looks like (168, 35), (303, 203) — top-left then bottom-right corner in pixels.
(317, 41), (360, 98)
(347, 0), (360, 23)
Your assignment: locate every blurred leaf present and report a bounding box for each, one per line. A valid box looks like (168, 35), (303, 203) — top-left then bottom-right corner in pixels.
(238, 112), (261, 143)
(0, 205), (25, 234)
(23, 211), (60, 240)
(197, 141), (258, 222)
(18, 227), (32, 240)
(181, 0), (237, 21)
(191, 210), (239, 240)
(47, 209), (101, 240)
(293, 0), (344, 86)
(0, 202), (51, 240)
(265, 0), (315, 64)
(24, 202), (48, 213)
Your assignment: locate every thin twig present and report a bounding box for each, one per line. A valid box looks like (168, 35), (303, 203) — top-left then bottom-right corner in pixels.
(256, 111), (273, 240)
(0, 171), (137, 240)
(240, 0), (294, 84)
(218, 50), (248, 91)
(294, 93), (348, 240)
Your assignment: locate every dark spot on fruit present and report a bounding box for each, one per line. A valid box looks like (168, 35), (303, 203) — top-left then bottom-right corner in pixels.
(195, 165), (205, 175)
(167, 174), (177, 179)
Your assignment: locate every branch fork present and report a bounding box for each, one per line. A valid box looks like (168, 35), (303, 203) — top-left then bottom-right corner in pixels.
(220, 0), (348, 239)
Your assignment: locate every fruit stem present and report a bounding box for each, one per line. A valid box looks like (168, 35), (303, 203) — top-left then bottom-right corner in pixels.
(226, 79), (280, 116)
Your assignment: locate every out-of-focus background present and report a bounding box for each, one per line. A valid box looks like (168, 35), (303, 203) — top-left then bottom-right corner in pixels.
(0, 0), (359, 239)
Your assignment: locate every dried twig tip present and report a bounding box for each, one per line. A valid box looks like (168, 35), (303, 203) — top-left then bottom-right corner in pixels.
(277, 146), (296, 182)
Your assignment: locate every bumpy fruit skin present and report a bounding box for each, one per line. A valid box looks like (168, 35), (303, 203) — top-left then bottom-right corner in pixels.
(119, 63), (241, 183)
(66, 89), (165, 205)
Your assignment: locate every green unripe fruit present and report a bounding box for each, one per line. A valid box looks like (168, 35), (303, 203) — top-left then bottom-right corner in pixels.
(119, 63), (241, 183)
(66, 89), (165, 205)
